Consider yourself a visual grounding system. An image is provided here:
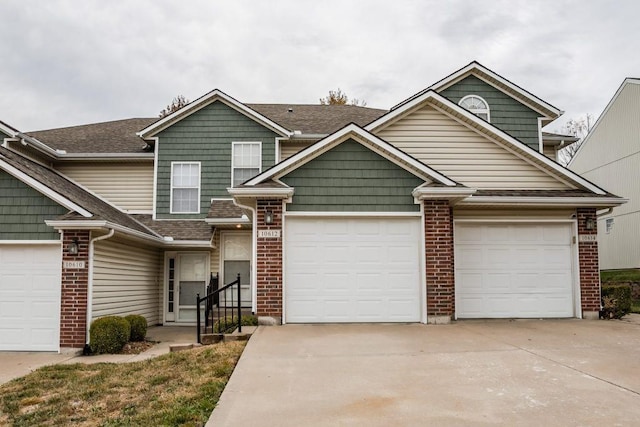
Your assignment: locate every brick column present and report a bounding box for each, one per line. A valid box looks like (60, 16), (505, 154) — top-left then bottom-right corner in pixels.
(255, 199), (283, 324)
(577, 208), (600, 319)
(424, 200), (454, 324)
(60, 230), (91, 348)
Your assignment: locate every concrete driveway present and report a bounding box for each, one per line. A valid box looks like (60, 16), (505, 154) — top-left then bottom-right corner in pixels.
(209, 319), (640, 426)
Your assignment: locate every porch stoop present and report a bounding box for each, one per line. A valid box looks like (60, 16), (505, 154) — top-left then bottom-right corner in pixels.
(200, 325), (258, 345)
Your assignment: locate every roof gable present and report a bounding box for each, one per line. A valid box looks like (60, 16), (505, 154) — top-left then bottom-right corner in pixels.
(138, 89), (292, 139)
(392, 61), (562, 124)
(366, 90), (606, 195)
(245, 123), (458, 187)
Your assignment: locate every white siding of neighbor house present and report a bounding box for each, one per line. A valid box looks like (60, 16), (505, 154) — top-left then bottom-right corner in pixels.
(375, 105), (571, 190)
(570, 81), (640, 270)
(56, 162), (154, 212)
(280, 141), (314, 161)
(92, 238), (163, 325)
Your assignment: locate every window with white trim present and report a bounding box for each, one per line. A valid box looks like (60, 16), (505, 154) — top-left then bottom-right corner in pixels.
(171, 162), (200, 213)
(232, 142), (261, 187)
(459, 95), (490, 122)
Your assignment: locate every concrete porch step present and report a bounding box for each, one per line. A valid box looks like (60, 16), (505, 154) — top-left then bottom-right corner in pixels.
(200, 325), (257, 345)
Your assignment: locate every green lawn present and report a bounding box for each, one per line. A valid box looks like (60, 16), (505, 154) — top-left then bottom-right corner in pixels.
(0, 341), (245, 426)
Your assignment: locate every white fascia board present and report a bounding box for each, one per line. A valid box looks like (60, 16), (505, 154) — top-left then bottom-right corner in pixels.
(204, 218), (251, 225)
(16, 132), (61, 159)
(46, 220), (166, 244)
(162, 240), (212, 248)
(569, 78), (640, 167)
(245, 124), (456, 187)
(0, 240), (62, 245)
(227, 186), (295, 198)
(45, 220), (107, 229)
(0, 159), (93, 217)
(401, 62), (561, 119)
(138, 89), (292, 139)
(370, 91), (607, 195)
(459, 196), (628, 207)
(412, 187), (477, 200)
(57, 153), (155, 160)
(0, 121), (18, 138)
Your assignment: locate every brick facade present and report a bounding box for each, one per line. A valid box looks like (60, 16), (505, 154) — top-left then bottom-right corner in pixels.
(577, 208), (600, 318)
(60, 230), (91, 348)
(424, 200), (454, 323)
(255, 199), (284, 322)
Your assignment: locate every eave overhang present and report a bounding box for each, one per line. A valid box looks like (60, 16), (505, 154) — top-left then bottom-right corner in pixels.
(227, 186), (295, 199)
(457, 196), (628, 208)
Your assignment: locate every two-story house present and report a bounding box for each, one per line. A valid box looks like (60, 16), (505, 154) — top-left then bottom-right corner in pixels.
(0, 62), (624, 352)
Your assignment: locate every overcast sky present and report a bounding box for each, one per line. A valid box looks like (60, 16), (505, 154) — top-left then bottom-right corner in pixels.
(1, 1), (637, 133)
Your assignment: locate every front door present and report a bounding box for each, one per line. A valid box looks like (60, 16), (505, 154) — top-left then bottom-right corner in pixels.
(221, 232), (252, 308)
(165, 252), (209, 323)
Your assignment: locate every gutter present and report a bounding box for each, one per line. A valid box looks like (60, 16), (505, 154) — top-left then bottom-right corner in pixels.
(85, 228), (115, 351)
(459, 196), (628, 208)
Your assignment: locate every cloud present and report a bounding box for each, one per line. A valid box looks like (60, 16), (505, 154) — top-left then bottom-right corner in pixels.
(0, 0), (638, 130)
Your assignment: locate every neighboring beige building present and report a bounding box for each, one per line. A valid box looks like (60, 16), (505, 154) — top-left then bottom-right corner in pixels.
(569, 78), (640, 270)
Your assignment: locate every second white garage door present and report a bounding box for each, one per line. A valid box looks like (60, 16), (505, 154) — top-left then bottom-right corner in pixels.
(0, 244), (61, 351)
(285, 217), (422, 323)
(455, 222), (575, 319)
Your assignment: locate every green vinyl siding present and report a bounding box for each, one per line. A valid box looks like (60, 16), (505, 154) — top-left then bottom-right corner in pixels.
(439, 75), (541, 150)
(0, 171), (66, 240)
(155, 101), (278, 219)
(282, 139), (423, 212)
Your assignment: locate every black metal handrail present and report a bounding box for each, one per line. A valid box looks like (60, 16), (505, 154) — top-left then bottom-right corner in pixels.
(196, 273), (242, 344)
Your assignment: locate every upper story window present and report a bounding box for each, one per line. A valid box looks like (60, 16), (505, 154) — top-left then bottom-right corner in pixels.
(171, 162), (200, 213)
(459, 95), (490, 122)
(232, 142), (261, 187)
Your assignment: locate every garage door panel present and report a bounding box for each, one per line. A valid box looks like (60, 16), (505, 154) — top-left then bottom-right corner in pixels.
(1, 244), (61, 351)
(456, 223), (574, 319)
(286, 217), (421, 323)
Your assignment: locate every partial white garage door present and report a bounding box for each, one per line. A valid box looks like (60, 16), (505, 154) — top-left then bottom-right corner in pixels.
(285, 217), (422, 323)
(0, 244), (61, 351)
(455, 222), (575, 318)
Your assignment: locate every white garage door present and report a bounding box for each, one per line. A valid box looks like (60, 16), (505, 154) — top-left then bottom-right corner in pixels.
(455, 222), (575, 319)
(285, 217), (422, 323)
(0, 244), (61, 351)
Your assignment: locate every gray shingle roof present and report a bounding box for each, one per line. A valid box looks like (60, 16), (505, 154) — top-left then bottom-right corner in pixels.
(207, 200), (244, 219)
(247, 104), (387, 135)
(472, 189), (619, 198)
(27, 118), (156, 154)
(0, 147), (159, 237)
(133, 215), (213, 241)
(24, 105), (387, 154)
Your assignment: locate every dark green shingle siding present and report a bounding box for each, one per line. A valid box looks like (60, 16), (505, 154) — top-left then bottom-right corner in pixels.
(155, 101), (278, 219)
(0, 171), (66, 240)
(440, 75), (541, 150)
(282, 139), (423, 212)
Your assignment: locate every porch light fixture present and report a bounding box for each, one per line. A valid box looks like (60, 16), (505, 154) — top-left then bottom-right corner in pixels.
(265, 210), (274, 225)
(67, 238), (79, 255)
(585, 217), (596, 231)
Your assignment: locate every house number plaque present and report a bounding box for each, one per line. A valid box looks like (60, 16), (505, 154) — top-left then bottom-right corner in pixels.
(578, 235), (597, 242)
(63, 261), (86, 269)
(258, 230), (281, 238)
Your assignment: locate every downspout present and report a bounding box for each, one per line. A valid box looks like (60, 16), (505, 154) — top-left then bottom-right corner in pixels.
(232, 199), (257, 314)
(85, 228), (115, 352)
